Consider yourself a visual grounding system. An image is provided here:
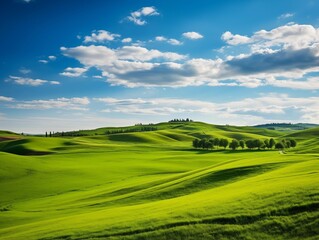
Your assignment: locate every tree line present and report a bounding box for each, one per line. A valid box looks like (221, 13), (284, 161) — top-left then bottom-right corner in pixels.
(169, 118), (193, 123)
(192, 137), (297, 151)
(105, 126), (157, 135)
(44, 126), (158, 137)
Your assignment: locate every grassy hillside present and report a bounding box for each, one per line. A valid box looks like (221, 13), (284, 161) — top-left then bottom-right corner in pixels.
(0, 122), (318, 239)
(254, 123), (318, 131)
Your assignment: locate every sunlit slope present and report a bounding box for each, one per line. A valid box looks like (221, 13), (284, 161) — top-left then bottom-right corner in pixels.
(284, 127), (319, 154)
(0, 122), (318, 239)
(0, 122), (285, 155)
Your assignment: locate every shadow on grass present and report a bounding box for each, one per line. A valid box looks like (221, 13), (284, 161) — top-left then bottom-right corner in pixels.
(53, 202), (319, 240)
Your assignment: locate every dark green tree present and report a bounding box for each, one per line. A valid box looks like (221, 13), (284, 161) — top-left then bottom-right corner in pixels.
(290, 139), (297, 148)
(220, 139), (229, 149)
(199, 139), (206, 149)
(204, 141), (213, 150)
(275, 142), (285, 150)
(213, 138), (220, 149)
(192, 139), (200, 148)
(269, 138), (276, 149)
(264, 139), (270, 149)
(239, 140), (245, 150)
(253, 139), (263, 150)
(285, 140), (291, 148)
(245, 140), (254, 150)
(208, 138), (215, 149)
(229, 139), (239, 150)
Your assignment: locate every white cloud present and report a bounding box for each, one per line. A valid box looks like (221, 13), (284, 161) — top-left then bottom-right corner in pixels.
(93, 75), (103, 79)
(50, 81), (60, 85)
(11, 97), (90, 111)
(126, 6), (159, 26)
(0, 96), (14, 102)
(155, 36), (182, 45)
(39, 60), (48, 64)
(39, 55), (56, 64)
(84, 30), (120, 43)
(182, 32), (204, 40)
(48, 55), (56, 60)
(61, 45), (185, 65)
(60, 67), (88, 77)
(221, 31), (251, 45)
(116, 46), (185, 61)
(122, 38), (132, 43)
(61, 24), (319, 89)
(167, 39), (182, 45)
(223, 24), (319, 50)
(278, 13), (294, 19)
(7, 76), (60, 86)
(155, 36), (167, 41)
(94, 95), (319, 124)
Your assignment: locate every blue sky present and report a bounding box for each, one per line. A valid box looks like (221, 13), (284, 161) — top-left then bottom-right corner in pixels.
(1, 0), (319, 133)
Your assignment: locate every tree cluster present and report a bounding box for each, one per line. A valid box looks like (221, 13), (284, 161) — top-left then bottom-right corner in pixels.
(105, 126), (157, 135)
(192, 137), (297, 151)
(192, 138), (229, 150)
(169, 118), (193, 123)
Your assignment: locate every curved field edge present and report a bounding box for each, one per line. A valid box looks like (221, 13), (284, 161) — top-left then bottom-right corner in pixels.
(0, 123), (318, 239)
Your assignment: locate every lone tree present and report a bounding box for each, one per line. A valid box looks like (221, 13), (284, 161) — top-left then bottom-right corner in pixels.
(229, 139), (239, 150)
(239, 140), (245, 150)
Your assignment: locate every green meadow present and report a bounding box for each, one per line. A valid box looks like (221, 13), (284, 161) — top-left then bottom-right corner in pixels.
(0, 122), (318, 239)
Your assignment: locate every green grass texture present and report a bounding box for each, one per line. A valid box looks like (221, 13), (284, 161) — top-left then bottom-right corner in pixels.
(0, 122), (318, 239)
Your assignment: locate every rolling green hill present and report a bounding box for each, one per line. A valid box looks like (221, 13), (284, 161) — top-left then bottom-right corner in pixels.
(0, 122), (318, 239)
(254, 123), (318, 131)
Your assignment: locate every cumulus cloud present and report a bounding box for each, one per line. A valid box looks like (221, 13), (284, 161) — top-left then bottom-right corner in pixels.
(61, 24), (319, 89)
(221, 31), (251, 45)
(155, 36), (182, 45)
(83, 30), (120, 43)
(223, 24), (319, 50)
(7, 76), (60, 86)
(126, 6), (159, 26)
(10, 97), (90, 111)
(61, 45), (185, 65)
(60, 67), (88, 77)
(122, 38), (132, 43)
(182, 32), (204, 40)
(0, 96), (14, 102)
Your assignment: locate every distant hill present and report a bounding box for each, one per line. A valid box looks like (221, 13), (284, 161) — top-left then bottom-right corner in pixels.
(254, 123), (318, 131)
(50, 121), (284, 138)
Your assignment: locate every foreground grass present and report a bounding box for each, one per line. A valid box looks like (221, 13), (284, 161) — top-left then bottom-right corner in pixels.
(0, 123), (318, 239)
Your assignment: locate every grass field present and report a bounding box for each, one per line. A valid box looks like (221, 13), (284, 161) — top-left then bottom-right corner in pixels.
(0, 122), (318, 239)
